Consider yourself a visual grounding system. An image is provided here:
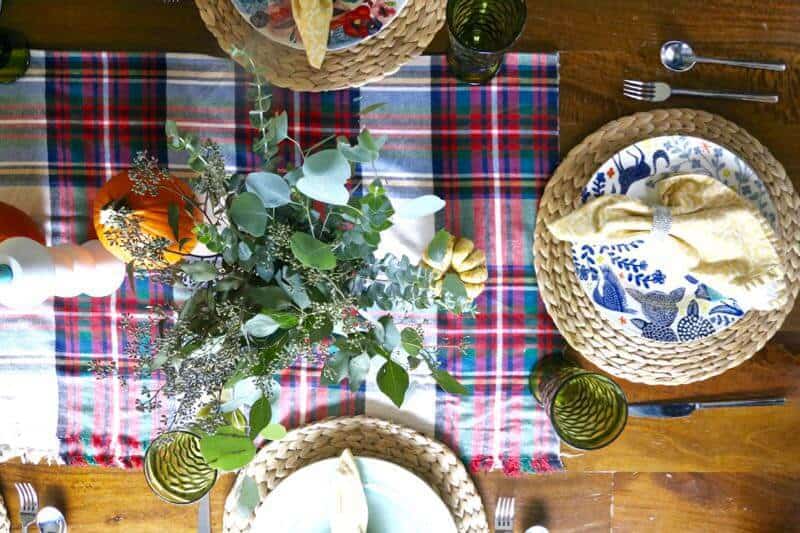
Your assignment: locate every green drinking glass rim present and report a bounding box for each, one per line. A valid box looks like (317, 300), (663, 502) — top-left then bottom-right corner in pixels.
(548, 371), (629, 451)
(446, 0), (528, 55)
(143, 429), (218, 506)
(0, 30), (31, 84)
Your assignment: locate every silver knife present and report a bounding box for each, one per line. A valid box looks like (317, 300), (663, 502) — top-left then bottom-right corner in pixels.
(629, 397), (786, 418)
(197, 494), (211, 533)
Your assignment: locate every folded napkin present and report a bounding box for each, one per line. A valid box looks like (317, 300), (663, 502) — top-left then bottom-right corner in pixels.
(548, 173), (786, 311)
(332, 449), (369, 533)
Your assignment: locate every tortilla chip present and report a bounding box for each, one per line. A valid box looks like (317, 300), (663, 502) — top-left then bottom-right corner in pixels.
(291, 0), (333, 69)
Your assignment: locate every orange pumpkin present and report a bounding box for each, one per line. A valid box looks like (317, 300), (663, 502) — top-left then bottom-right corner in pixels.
(0, 201), (45, 245)
(92, 170), (201, 267)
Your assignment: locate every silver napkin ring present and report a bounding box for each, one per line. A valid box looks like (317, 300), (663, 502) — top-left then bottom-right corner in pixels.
(651, 206), (672, 240)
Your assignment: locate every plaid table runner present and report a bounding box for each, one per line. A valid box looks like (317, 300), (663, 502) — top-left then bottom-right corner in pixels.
(0, 51), (562, 474)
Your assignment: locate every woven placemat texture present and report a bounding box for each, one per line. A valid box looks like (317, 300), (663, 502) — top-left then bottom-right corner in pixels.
(534, 108), (800, 385)
(195, 0), (445, 91)
(223, 416), (488, 532)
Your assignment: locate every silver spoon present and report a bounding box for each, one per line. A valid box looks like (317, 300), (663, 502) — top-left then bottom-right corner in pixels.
(660, 40), (786, 72)
(35, 506), (67, 533)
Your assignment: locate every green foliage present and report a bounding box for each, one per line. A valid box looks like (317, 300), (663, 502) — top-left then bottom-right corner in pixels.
(125, 49), (473, 477)
(230, 192), (268, 236)
(377, 359), (409, 408)
(290, 232), (337, 270)
(427, 229), (452, 263)
(248, 396), (272, 439)
(199, 426), (256, 472)
(245, 172), (291, 207)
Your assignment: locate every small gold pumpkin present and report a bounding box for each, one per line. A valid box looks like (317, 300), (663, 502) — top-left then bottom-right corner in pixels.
(422, 236), (487, 300)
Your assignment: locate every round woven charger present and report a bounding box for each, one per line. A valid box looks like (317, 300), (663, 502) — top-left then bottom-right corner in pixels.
(534, 108), (800, 385)
(195, 0), (445, 92)
(223, 416), (488, 532)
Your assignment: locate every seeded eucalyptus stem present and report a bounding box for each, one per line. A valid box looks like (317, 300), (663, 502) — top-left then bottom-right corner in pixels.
(102, 48), (476, 475)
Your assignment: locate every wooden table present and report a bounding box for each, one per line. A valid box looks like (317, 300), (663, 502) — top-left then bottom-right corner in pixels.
(1, 0), (799, 531)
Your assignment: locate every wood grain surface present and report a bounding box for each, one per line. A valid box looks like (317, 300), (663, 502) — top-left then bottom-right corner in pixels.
(1, 0), (800, 531)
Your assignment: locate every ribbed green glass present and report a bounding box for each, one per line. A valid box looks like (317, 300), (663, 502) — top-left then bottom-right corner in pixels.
(144, 431), (218, 505)
(0, 30), (30, 84)
(446, 0), (526, 84)
(530, 355), (628, 450)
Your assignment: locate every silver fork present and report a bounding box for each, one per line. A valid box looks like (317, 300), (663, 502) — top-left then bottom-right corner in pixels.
(14, 482), (38, 533)
(494, 496), (516, 532)
(623, 80), (778, 103)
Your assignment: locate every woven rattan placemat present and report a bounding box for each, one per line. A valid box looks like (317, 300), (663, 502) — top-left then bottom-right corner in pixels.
(195, 0), (445, 92)
(534, 108), (800, 385)
(222, 416), (488, 532)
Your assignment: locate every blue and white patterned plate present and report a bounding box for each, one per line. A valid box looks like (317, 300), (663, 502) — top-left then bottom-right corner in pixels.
(572, 135), (777, 343)
(231, 0), (407, 51)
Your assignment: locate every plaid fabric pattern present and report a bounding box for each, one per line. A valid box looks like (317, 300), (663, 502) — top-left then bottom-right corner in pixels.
(0, 51), (562, 473)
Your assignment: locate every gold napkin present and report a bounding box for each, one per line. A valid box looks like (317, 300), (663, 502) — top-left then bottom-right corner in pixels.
(292, 0), (333, 69)
(331, 448), (368, 533)
(547, 173), (786, 311)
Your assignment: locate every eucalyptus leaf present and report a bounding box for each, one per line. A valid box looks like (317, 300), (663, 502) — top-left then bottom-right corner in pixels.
(378, 315), (400, 351)
(337, 142), (377, 163)
(246, 286), (292, 310)
(259, 423), (287, 441)
(377, 359), (409, 408)
(238, 241), (253, 261)
(427, 229), (452, 263)
(348, 353), (371, 392)
(432, 368), (469, 395)
(276, 269), (311, 309)
(290, 232), (337, 270)
(358, 129), (387, 153)
(237, 475), (260, 517)
(165, 120), (179, 139)
(265, 310), (299, 329)
(393, 195), (446, 219)
(297, 149), (351, 205)
(230, 192), (268, 236)
(302, 149), (350, 182)
(245, 171), (291, 208)
(220, 376), (263, 413)
(400, 327), (423, 356)
(273, 111), (289, 142)
(442, 272), (469, 299)
(199, 426), (256, 472)
(248, 396), (272, 439)
(167, 203), (181, 242)
(180, 261), (217, 283)
(244, 314), (280, 338)
(296, 174), (350, 206)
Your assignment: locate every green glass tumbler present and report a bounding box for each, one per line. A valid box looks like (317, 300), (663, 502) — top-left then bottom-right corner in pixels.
(446, 0), (527, 84)
(144, 431), (218, 505)
(530, 354), (628, 450)
(0, 29), (30, 84)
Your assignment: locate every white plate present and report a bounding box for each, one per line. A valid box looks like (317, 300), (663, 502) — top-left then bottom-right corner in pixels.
(572, 135), (776, 343)
(249, 456), (457, 533)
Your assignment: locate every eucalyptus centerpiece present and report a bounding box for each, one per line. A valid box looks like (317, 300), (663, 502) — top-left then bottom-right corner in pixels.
(95, 50), (477, 474)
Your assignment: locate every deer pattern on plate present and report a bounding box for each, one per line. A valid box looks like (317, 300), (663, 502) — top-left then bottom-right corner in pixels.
(626, 287), (685, 342)
(612, 145), (670, 194)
